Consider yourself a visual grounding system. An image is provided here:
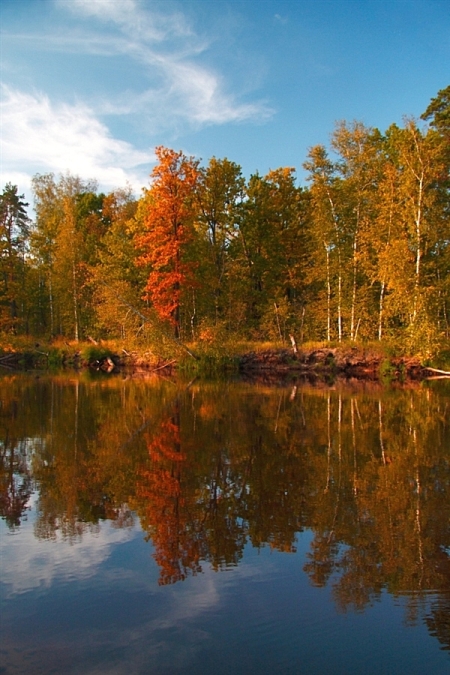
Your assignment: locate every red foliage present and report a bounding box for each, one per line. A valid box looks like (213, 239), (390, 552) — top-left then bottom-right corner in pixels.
(136, 406), (202, 585)
(135, 146), (200, 337)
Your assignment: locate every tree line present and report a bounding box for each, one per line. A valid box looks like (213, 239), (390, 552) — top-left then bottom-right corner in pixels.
(1, 86), (449, 353)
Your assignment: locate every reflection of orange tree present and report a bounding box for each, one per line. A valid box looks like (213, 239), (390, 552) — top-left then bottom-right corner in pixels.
(133, 401), (205, 585)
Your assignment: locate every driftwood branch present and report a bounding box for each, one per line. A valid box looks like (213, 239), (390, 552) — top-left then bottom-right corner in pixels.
(151, 359), (176, 372)
(423, 366), (450, 377)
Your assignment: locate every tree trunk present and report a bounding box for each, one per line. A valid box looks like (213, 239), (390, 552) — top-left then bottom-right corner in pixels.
(324, 241), (331, 342)
(72, 259), (79, 343)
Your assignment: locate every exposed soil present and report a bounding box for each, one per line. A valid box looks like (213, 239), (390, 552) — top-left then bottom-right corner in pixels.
(237, 347), (426, 381)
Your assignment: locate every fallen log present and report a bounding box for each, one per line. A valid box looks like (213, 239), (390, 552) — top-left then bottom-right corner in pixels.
(425, 375), (450, 380)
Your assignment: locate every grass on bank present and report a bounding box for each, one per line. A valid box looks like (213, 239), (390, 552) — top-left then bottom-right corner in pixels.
(0, 337), (116, 370)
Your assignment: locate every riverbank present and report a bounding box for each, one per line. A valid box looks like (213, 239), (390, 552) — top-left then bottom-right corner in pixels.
(1, 340), (449, 381)
(119, 344), (449, 381)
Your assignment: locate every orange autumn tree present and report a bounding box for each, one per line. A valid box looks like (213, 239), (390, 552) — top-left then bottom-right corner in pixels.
(135, 147), (200, 338)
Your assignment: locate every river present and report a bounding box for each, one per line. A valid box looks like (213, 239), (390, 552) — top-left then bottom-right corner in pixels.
(1, 371), (449, 674)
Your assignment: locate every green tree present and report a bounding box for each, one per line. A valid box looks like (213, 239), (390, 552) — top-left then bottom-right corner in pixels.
(31, 173), (101, 340)
(421, 85), (450, 140)
(195, 157), (245, 332)
(331, 121), (383, 340)
(421, 86), (450, 339)
(0, 184), (30, 333)
(31, 174), (61, 335)
(90, 188), (142, 338)
(229, 167), (308, 339)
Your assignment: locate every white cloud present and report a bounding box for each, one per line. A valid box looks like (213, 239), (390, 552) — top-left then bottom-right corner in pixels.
(0, 85), (154, 194)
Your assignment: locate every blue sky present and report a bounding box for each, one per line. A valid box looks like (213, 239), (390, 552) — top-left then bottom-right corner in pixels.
(1, 0), (449, 203)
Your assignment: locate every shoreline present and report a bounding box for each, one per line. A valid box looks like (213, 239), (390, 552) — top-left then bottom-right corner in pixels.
(97, 346), (447, 382)
(1, 345), (449, 382)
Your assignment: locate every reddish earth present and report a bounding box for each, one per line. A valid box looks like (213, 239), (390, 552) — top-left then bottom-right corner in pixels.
(238, 347), (425, 381)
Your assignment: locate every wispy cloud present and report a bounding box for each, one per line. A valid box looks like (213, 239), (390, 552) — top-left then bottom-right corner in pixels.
(274, 14), (288, 25)
(60, 0), (273, 128)
(61, 0), (193, 43)
(0, 86), (153, 194)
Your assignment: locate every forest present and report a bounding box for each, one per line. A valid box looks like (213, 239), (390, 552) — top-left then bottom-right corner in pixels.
(1, 86), (449, 358)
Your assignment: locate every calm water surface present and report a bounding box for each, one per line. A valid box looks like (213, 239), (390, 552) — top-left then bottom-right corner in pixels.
(1, 371), (449, 674)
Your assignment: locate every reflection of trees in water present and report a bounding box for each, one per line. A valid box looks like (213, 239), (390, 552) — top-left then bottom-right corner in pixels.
(0, 436), (32, 529)
(0, 385), (33, 528)
(1, 375), (450, 648)
(426, 594), (450, 652)
(300, 386), (450, 651)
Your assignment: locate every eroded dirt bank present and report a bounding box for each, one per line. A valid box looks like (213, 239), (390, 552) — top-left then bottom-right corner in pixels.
(237, 347), (426, 381)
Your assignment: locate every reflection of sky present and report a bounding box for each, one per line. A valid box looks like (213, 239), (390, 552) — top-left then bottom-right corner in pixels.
(0, 499), (269, 674)
(1, 503), (449, 674)
(0, 497), (139, 596)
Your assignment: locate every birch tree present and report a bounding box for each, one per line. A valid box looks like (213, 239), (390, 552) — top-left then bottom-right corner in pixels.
(331, 121), (382, 340)
(304, 145), (343, 341)
(387, 122), (443, 350)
